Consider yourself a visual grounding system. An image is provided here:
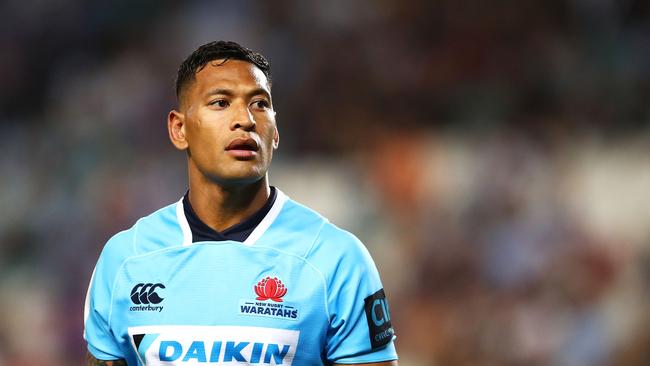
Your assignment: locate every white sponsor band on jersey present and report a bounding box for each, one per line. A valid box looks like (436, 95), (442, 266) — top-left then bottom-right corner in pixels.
(127, 325), (299, 365)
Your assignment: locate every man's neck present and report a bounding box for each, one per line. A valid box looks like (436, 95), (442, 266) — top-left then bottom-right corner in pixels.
(188, 175), (271, 233)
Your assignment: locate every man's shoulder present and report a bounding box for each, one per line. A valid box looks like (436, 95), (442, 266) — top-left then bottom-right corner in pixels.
(278, 195), (369, 260)
(313, 220), (371, 260)
(285, 202), (379, 286)
(100, 200), (184, 260)
(279, 196), (328, 227)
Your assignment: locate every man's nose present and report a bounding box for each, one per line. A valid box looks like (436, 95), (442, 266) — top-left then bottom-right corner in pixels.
(230, 103), (256, 130)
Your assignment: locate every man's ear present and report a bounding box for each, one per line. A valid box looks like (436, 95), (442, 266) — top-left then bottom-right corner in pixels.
(168, 110), (188, 150)
(273, 125), (280, 149)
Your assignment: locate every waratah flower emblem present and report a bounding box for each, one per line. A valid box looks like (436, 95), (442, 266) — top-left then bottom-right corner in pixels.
(254, 276), (287, 302)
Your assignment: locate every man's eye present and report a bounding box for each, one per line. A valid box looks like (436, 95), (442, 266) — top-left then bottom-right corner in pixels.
(252, 100), (270, 109)
(210, 100), (229, 108)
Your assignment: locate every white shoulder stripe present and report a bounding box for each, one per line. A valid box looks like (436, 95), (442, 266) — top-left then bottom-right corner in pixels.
(243, 189), (288, 246)
(176, 197), (193, 246)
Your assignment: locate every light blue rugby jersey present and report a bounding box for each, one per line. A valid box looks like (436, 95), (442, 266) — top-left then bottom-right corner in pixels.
(84, 189), (397, 365)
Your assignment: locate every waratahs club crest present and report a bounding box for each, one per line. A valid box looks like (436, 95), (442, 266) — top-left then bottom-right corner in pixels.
(254, 276), (287, 302)
(239, 276), (299, 320)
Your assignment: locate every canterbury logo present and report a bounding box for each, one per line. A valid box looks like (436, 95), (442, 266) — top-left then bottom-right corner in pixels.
(131, 283), (165, 305)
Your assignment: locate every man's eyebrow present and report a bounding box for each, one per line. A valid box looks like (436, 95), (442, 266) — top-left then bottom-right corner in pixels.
(205, 88), (234, 97)
(247, 88), (272, 100)
(204, 88), (271, 100)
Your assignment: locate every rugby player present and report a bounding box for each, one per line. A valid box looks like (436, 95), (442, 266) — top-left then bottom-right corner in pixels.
(84, 40), (397, 366)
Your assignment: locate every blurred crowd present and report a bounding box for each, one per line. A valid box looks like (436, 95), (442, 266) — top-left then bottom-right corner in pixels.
(1, 0), (649, 365)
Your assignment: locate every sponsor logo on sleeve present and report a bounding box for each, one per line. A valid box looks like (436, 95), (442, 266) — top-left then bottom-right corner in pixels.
(128, 325), (299, 365)
(364, 288), (395, 349)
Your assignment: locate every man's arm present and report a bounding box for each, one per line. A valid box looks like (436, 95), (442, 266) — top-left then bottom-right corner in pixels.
(85, 351), (127, 366)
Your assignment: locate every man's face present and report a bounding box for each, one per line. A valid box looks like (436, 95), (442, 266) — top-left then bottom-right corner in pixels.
(174, 59), (278, 186)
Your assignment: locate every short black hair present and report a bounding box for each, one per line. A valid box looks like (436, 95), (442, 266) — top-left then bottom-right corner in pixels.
(175, 40), (272, 103)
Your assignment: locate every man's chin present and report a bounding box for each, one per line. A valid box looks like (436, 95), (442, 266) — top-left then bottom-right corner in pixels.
(206, 172), (266, 187)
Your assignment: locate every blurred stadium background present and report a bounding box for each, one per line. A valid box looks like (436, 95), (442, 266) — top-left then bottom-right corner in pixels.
(1, 0), (649, 365)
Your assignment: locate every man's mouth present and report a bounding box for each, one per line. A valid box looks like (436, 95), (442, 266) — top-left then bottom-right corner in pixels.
(225, 137), (259, 158)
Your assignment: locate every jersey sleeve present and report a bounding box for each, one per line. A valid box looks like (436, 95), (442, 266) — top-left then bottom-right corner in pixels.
(308, 223), (398, 364)
(83, 230), (133, 360)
